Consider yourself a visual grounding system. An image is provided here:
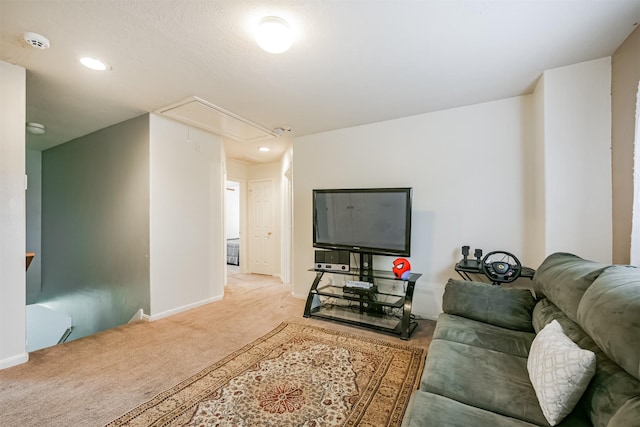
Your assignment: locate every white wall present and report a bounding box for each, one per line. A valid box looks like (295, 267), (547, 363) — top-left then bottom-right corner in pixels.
(0, 61), (28, 369)
(149, 114), (225, 319)
(539, 58), (613, 263)
(293, 96), (533, 319)
(292, 57), (613, 320)
(226, 159), (250, 181)
(527, 74), (548, 267)
(280, 147), (294, 287)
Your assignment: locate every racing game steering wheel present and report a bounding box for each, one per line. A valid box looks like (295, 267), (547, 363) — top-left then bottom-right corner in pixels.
(481, 251), (522, 284)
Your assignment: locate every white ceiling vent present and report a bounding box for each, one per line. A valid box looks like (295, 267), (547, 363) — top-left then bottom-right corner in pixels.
(157, 97), (277, 142)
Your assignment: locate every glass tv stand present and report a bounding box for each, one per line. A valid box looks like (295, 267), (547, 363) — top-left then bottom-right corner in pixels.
(303, 268), (421, 340)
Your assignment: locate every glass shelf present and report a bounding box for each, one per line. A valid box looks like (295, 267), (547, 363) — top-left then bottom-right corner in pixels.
(309, 267), (421, 283)
(310, 304), (402, 331)
(304, 268), (421, 340)
(314, 284), (404, 307)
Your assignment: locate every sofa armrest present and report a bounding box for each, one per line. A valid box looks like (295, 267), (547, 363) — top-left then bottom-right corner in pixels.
(442, 279), (536, 332)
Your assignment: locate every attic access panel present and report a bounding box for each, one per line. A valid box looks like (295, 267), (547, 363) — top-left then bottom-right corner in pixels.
(157, 96), (277, 142)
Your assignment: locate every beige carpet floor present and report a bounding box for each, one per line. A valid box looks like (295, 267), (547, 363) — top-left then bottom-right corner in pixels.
(0, 271), (435, 426)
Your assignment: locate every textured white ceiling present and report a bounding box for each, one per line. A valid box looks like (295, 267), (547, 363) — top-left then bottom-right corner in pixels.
(1, 0), (639, 163)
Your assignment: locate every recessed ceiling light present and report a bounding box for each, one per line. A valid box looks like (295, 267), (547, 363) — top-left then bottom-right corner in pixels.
(255, 16), (293, 54)
(258, 146), (270, 152)
(80, 57), (110, 71)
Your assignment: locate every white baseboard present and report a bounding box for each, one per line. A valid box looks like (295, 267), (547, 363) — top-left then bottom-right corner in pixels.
(149, 295), (223, 321)
(0, 352), (29, 370)
(128, 308), (151, 323)
(412, 312), (440, 322)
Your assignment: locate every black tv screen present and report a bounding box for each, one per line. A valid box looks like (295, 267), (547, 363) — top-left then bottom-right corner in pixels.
(313, 188), (412, 256)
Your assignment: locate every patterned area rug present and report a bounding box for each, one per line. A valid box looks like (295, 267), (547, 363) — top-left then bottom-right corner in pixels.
(106, 322), (426, 427)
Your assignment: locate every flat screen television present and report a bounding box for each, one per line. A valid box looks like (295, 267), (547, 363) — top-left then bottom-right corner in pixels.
(312, 187), (412, 259)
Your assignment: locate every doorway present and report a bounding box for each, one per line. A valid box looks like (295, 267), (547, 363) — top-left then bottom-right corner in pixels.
(225, 180), (241, 276)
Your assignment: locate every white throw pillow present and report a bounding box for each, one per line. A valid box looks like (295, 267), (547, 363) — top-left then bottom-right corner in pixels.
(527, 320), (596, 426)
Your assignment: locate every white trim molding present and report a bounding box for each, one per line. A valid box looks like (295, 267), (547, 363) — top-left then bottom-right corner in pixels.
(149, 296), (224, 322)
(0, 353), (29, 370)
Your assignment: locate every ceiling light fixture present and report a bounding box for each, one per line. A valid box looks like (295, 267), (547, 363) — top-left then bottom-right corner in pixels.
(26, 122), (45, 135)
(80, 57), (110, 71)
(255, 16), (293, 54)
(258, 146), (270, 152)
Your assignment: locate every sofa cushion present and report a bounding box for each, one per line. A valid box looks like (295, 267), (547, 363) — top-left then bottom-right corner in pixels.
(533, 300), (603, 357)
(576, 265), (640, 381)
(533, 253), (608, 323)
(442, 279), (536, 332)
(533, 299), (640, 427)
(434, 313), (535, 357)
(420, 339), (548, 425)
(401, 390), (540, 427)
(527, 320), (596, 426)
(607, 397), (640, 427)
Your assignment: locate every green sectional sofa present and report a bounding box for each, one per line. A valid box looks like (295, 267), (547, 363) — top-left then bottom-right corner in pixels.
(402, 252), (640, 427)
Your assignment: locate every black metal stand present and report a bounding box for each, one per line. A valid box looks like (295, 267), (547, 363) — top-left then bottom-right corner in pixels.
(303, 268), (421, 340)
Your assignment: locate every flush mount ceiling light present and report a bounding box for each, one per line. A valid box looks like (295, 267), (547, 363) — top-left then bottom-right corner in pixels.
(258, 146), (270, 152)
(80, 57), (110, 71)
(26, 122), (45, 135)
(255, 16), (293, 54)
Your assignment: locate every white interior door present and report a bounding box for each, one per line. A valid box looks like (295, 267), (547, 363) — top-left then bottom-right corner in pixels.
(249, 179), (274, 275)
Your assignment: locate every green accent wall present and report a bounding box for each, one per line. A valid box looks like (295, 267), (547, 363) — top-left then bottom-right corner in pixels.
(26, 149), (42, 304)
(40, 114), (150, 341)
